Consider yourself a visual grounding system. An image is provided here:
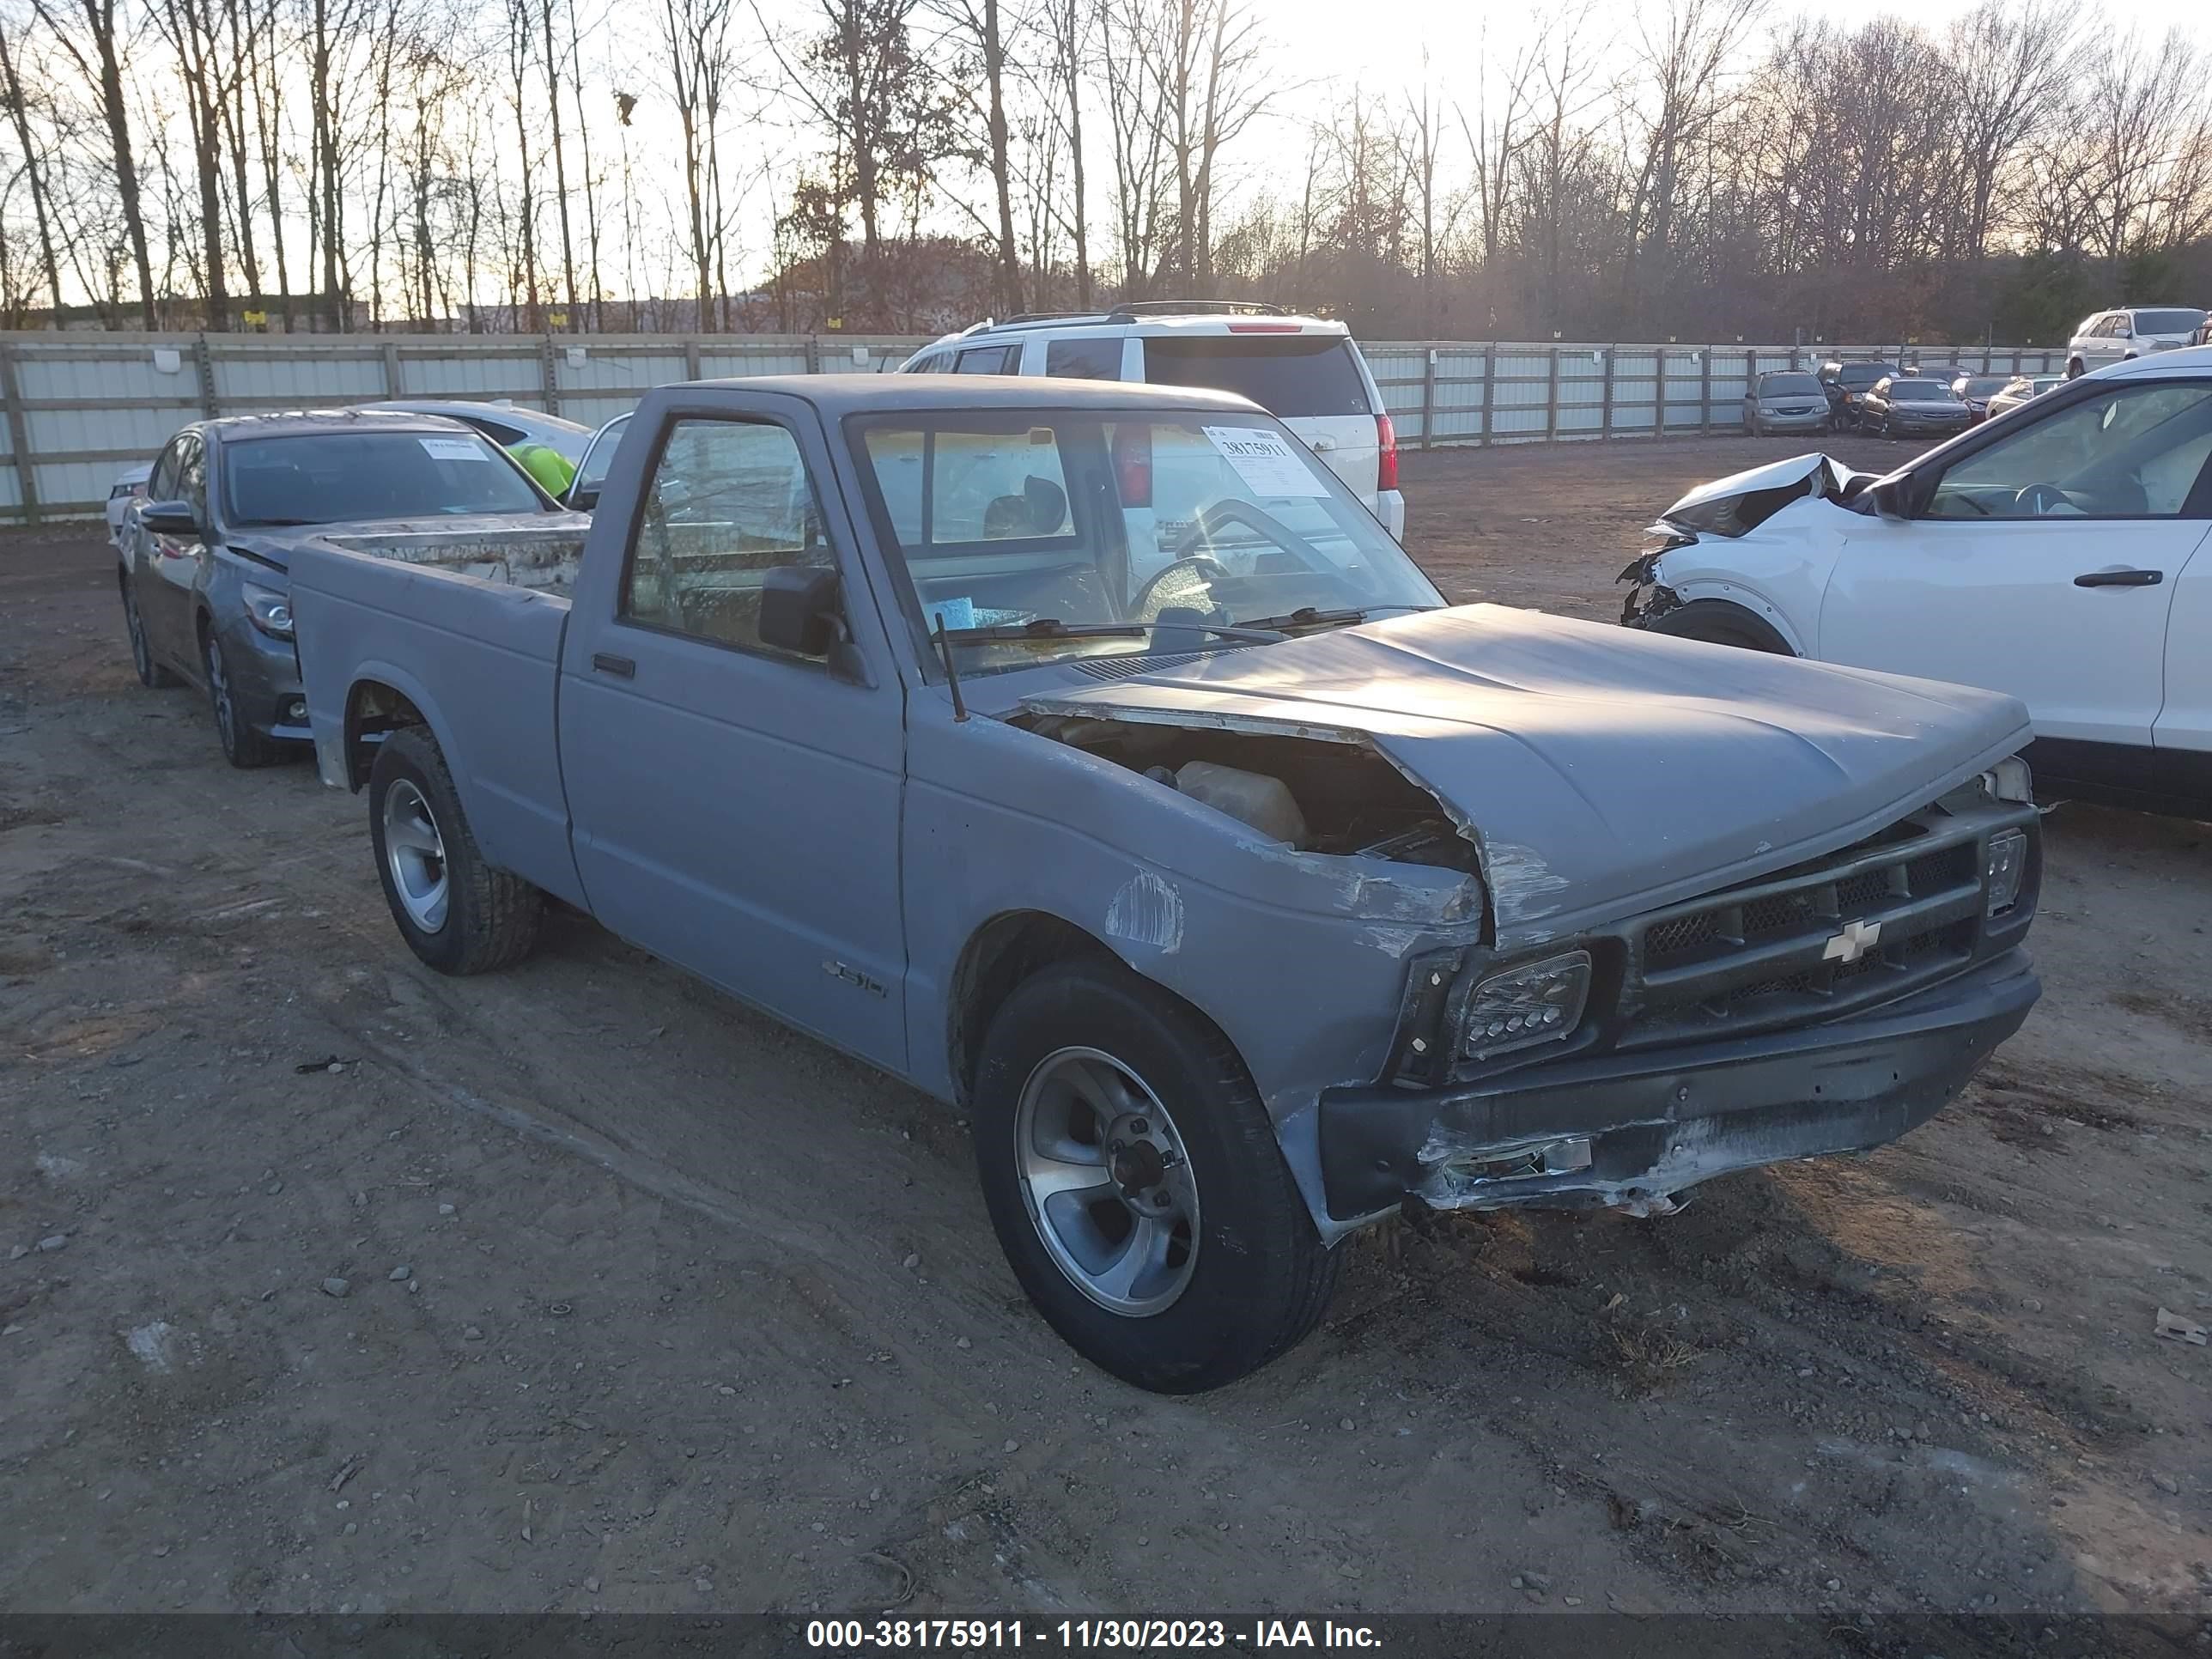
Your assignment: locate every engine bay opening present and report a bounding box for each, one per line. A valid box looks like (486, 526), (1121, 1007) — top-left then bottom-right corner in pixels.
(1015, 713), (1480, 873)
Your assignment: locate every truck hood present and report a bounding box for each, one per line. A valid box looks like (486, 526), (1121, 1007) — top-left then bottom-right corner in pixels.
(1020, 605), (2031, 948)
(232, 512), (592, 580)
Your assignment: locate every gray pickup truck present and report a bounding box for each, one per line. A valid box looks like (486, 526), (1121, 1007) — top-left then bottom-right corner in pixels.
(290, 374), (2043, 1393)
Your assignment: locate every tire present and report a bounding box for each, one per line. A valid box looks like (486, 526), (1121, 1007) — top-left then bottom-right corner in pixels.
(123, 579), (179, 689)
(367, 724), (544, 975)
(971, 958), (1340, 1394)
(1643, 599), (1794, 654)
(203, 625), (288, 768)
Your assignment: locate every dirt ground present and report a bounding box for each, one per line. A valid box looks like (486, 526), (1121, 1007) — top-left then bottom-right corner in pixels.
(3, 434), (2209, 1621)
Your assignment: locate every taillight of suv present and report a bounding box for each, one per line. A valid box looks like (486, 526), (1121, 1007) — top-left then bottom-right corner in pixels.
(1376, 414), (1399, 492)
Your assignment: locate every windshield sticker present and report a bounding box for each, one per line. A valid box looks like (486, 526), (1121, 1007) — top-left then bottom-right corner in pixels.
(1201, 426), (1330, 497)
(924, 598), (1030, 632)
(926, 596), (979, 631)
(419, 437), (491, 462)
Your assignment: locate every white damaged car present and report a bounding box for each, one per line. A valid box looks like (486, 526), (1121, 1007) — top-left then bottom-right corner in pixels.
(1620, 348), (2212, 818)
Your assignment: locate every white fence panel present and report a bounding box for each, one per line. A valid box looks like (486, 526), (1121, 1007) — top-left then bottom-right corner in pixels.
(0, 331), (2073, 522)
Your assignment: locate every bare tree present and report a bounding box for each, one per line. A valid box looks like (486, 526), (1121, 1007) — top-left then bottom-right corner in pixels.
(0, 10), (65, 312)
(30, 0), (158, 321)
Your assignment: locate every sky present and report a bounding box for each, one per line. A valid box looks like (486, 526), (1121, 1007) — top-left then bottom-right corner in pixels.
(1255, 0), (2212, 91)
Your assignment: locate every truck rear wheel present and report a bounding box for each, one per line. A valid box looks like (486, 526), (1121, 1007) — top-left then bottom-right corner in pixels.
(971, 959), (1340, 1394)
(368, 725), (543, 975)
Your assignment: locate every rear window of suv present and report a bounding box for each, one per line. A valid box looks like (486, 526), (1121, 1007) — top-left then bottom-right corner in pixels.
(2132, 309), (2205, 335)
(1143, 336), (1372, 417)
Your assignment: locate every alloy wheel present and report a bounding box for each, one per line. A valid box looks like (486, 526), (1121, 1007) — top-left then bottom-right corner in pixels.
(381, 778), (451, 933)
(1013, 1047), (1200, 1316)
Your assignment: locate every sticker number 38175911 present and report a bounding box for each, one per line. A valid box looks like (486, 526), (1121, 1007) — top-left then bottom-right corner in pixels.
(1200, 426), (1330, 499)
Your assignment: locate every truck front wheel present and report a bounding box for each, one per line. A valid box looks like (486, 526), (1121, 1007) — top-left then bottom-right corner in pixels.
(971, 959), (1340, 1393)
(368, 725), (543, 975)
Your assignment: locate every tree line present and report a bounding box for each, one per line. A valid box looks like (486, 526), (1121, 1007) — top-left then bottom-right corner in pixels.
(2, 0), (2209, 342)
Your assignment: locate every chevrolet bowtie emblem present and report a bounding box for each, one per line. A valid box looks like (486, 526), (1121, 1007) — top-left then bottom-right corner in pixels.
(1822, 919), (1882, 964)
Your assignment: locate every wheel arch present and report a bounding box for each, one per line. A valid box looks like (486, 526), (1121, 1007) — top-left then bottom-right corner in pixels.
(945, 908), (1247, 1110)
(1645, 581), (1807, 654)
(338, 662), (461, 795)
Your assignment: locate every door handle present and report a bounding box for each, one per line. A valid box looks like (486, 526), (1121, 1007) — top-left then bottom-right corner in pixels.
(591, 652), (636, 678)
(2073, 568), (2162, 588)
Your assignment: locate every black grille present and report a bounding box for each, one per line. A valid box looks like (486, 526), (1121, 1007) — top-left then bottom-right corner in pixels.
(1620, 814), (1992, 1047)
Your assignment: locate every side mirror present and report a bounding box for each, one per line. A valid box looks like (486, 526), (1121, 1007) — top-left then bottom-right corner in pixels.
(565, 483), (600, 512)
(141, 499), (198, 537)
(758, 564), (843, 658)
(1870, 478), (1910, 521)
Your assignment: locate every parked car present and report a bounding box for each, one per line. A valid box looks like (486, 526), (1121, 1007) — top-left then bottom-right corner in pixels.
(1816, 361), (1901, 428)
(1620, 345), (2212, 817)
(1856, 374), (1974, 438)
(362, 398), (598, 497)
(1984, 374), (2063, 421)
(120, 410), (586, 768)
(1741, 370), (1830, 435)
(2064, 307), (2207, 378)
(290, 373), (2042, 1392)
(564, 412), (631, 510)
(358, 399), (595, 464)
(105, 460), (153, 551)
(900, 301), (1405, 541)
(1907, 362), (1972, 386)
(1954, 374), (2014, 422)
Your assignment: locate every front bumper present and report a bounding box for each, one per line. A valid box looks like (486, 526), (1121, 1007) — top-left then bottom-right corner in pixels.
(1317, 951), (2038, 1220)
(216, 612), (312, 744)
(1753, 410), (1827, 430)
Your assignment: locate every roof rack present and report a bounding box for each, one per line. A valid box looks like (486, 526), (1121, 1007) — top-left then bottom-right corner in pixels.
(1103, 300), (1291, 321)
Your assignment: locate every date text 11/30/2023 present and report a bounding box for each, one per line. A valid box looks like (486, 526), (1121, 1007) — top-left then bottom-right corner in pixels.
(805, 1619), (1384, 1650)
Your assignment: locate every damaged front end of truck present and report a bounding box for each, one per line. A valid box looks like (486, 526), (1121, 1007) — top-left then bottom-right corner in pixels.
(996, 605), (2043, 1232)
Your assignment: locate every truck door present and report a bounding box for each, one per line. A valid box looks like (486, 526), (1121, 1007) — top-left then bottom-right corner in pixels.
(558, 402), (908, 1071)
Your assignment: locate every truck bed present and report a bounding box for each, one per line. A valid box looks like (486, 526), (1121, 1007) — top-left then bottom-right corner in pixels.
(289, 538), (588, 908)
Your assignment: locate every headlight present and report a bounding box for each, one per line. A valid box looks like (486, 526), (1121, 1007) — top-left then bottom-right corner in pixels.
(1462, 950), (1592, 1060)
(241, 580), (294, 640)
(1984, 830), (2028, 916)
(1978, 756), (2033, 803)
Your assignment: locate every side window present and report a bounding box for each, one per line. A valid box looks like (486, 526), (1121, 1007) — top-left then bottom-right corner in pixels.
(177, 435), (208, 523)
(860, 425), (1073, 547)
(621, 419), (836, 661)
(149, 438), (183, 501)
(955, 344), (1019, 375)
(1044, 338), (1122, 381)
(1924, 384), (2212, 520)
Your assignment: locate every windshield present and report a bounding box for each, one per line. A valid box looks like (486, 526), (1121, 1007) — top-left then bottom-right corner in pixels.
(1892, 380), (1956, 401)
(2133, 308), (2205, 335)
(1838, 364), (1895, 386)
(221, 429), (545, 527)
(848, 410), (1441, 676)
(1963, 376), (2009, 398)
(1759, 374), (1821, 395)
(1141, 337), (1373, 417)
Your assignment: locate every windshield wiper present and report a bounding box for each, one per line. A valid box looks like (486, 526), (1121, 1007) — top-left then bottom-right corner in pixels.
(1229, 605), (1370, 632)
(237, 517), (322, 527)
(934, 617), (1148, 643)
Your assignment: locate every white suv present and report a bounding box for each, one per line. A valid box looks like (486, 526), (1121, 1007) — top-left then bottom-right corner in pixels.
(901, 303), (1405, 540)
(2064, 307), (2207, 378)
